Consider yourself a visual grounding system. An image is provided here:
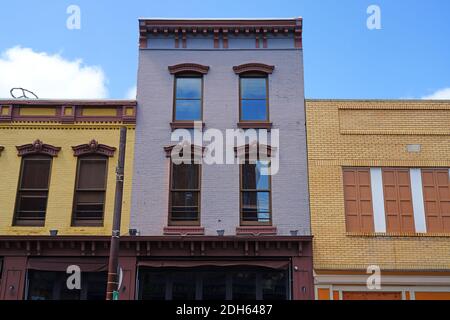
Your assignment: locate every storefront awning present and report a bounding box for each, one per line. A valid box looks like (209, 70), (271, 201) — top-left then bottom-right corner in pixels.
(138, 260), (290, 269)
(27, 258), (108, 272)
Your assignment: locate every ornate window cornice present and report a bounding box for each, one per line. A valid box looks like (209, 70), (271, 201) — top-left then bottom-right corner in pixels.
(164, 142), (206, 158)
(72, 140), (116, 157)
(168, 63), (210, 75)
(234, 142), (276, 159)
(16, 140), (61, 157)
(233, 63), (275, 75)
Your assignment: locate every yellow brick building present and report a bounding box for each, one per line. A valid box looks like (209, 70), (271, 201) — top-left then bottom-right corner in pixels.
(0, 100), (136, 236)
(306, 99), (450, 300)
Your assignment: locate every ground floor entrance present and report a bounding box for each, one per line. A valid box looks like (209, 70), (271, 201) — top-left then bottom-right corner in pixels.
(138, 266), (289, 300)
(315, 271), (450, 300)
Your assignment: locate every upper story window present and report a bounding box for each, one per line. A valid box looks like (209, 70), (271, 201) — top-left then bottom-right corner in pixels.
(14, 155), (52, 226)
(422, 168), (450, 233)
(240, 75), (269, 122)
(169, 162), (201, 226)
(241, 160), (272, 225)
(71, 140), (116, 227)
(72, 155), (108, 226)
(14, 140), (60, 227)
(174, 75), (203, 121)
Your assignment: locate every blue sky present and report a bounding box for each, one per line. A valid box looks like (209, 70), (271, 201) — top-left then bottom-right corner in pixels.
(0, 0), (449, 99)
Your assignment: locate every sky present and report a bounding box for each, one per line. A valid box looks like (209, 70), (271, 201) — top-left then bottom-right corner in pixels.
(0, 0), (449, 100)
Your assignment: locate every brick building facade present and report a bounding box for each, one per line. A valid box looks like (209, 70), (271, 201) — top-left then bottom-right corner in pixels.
(306, 99), (450, 300)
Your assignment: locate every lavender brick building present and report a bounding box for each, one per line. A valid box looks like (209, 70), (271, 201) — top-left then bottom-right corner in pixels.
(130, 18), (313, 300)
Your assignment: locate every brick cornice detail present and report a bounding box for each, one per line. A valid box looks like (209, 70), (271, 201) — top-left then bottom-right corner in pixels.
(16, 140), (61, 157)
(72, 140), (116, 157)
(168, 63), (210, 75)
(233, 63), (274, 75)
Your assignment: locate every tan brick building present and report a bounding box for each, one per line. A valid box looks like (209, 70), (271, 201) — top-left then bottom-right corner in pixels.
(306, 99), (450, 300)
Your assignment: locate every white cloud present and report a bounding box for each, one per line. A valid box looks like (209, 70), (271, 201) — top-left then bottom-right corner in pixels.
(0, 46), (108, 99)
(125, 85), (136, 99)
(422, 87), (450, 100)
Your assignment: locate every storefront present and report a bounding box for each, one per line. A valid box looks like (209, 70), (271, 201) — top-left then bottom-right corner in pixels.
(137, 261), (290, 300)
(0, 236), (313, 300)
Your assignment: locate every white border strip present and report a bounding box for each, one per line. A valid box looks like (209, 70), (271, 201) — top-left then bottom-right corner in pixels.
(410, 168), (427, 233)
(370, 168), (386, 233)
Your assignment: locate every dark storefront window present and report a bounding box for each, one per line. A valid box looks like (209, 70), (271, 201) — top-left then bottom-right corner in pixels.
(138, 267), (288, 300)
(26, 271), (107, 300)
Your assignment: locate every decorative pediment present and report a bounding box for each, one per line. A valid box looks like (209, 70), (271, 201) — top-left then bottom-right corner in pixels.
(164, 141), (206, 158)
(233, 63), (274, 75)
(16, 140), (61, 157)
(72, 140), (116, 157)
(168, 63), (210, 75)
(234, 142), (276, 159)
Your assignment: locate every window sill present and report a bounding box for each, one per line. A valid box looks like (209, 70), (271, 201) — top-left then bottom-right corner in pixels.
(236, 226), (277, 236)
(170, 121), (205, 130)
(13, 220), (45, 227)
(346, 232), (450, 238)
(72, 221), (104, 227)
(164, 226), (205, 236)
(237, 122), (272, 130)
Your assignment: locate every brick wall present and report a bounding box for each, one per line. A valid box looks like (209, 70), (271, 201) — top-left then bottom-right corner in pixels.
(0, 123), (135, 236)
(306, 99), (450, 271)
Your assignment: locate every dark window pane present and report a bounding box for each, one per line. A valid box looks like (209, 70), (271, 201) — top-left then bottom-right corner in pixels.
(241, 78), (267, 99)
(77, 159), (107, 189)
(85, 273), (107, 300)
(242, 162), (270, 190)
(262, 271), (287, 300)
(172, 164), (199, 189)
(21, 159), (51, 189)
(139, 271), (167, 300)
(242, 192), (270, 222)
(175, 100), (201, 120)
(241, 100), (267, 121)
(171, 191), (199, 207)
(172, 272), (196, 300)
(27, 271), (56, 300)
(202, 272), (226, 300)
(176, 78), (201, 99)
(232, 271), (256, 300)
(18, 195), (47, 212)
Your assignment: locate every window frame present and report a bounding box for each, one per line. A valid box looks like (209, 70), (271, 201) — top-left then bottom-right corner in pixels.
(13, 154), (53, 227)
(172, 73), (204, 123)
(168, 161), (202, 226)
(239, 160), (273, 226)
(238, 73), (270, 123)
(71, 154), (109, 227)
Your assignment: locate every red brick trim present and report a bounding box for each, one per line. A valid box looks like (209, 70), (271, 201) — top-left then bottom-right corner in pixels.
(233, 63), (274, 75)
(163, 226), (205, 236)
(72, 140), (116, 157)
(168, 63), (210, 75)
(16, 140), (61, 157)
(236, 226), (277, 236)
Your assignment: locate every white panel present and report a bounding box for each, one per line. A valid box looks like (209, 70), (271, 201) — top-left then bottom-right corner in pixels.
(410, 168), (427, 233)
(370, 168), (386, 233)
